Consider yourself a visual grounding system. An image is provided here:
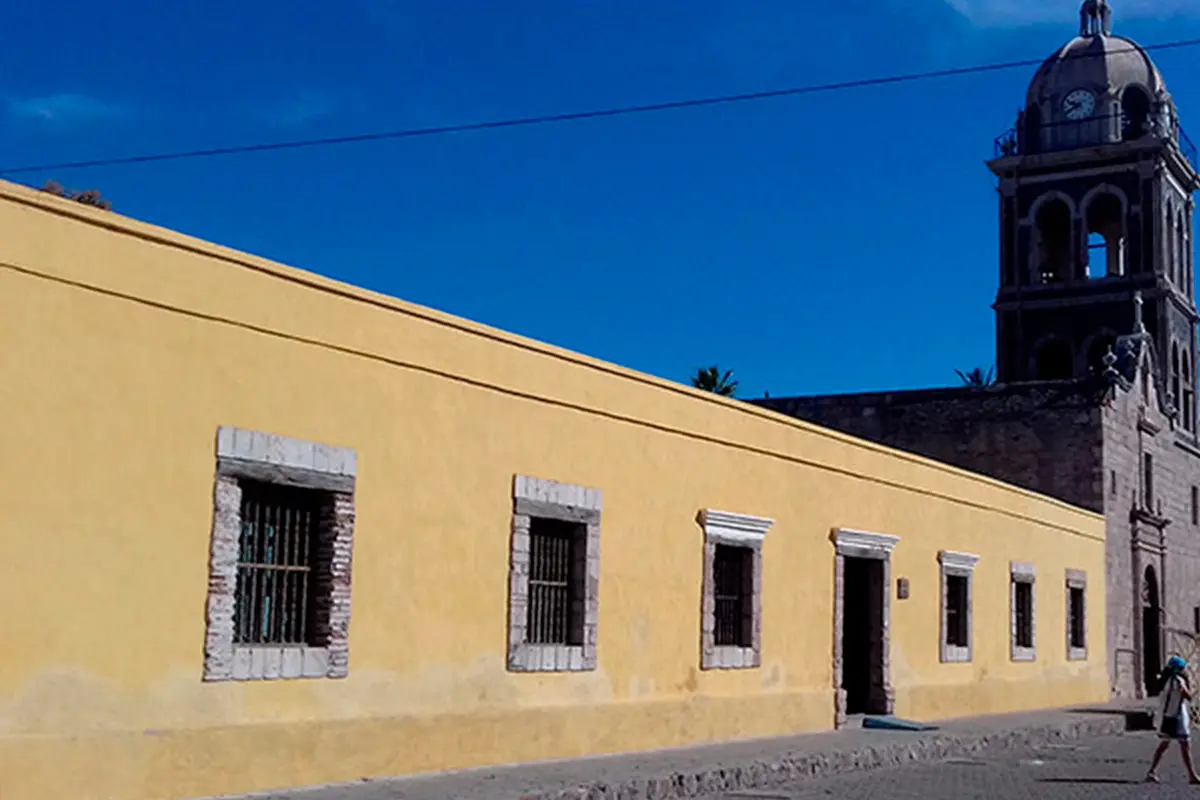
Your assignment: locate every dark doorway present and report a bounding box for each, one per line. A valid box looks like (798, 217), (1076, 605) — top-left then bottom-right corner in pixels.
(842, 556), (886, 715)
(1143, 565), (1162, 696)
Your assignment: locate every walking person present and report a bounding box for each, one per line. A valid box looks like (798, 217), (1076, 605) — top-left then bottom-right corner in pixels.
(1146, 655), (1200, 784)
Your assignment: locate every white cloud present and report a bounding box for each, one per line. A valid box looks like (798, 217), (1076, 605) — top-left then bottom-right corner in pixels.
(947, 0), (1199, 27)
(6, 93), (127, 125)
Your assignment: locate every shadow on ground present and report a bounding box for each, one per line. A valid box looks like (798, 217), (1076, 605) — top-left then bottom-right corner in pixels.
(1038, 777), (1141, 785)
(1066, 707), (1155, 731)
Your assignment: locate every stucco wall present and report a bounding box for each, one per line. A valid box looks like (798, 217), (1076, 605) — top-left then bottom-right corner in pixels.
(0, 182), (1108, 800)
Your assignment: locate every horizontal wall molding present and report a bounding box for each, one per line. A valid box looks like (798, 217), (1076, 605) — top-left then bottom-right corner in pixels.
(699, 509), (774, 545)
(833, 528), (900, 559)
(939, 550), (981, 572)
(1010, 561), (1037, 580)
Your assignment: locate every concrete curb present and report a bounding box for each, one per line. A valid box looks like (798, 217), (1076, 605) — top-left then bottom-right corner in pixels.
(522, 714), (1129, 799)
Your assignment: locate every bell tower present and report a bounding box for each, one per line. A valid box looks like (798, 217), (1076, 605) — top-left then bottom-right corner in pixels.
(988, 1), (1200, 427)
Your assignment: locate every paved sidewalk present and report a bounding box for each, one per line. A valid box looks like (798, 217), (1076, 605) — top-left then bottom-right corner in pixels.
(714, 730), (1185, 799)
(207, 704), (1149, 800)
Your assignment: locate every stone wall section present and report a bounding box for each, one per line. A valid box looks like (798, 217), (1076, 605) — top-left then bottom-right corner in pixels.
(1103, 361), (1200, 697)
(753, 385), (1106, 513)
(1101, 375), (1150, 697)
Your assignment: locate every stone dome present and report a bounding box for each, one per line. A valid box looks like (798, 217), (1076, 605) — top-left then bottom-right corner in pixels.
(1026, 33), (1169, 113)
(1014, 2), (1178, 154)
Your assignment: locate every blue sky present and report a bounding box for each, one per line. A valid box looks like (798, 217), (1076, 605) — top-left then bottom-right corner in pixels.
(2, 1), (1198, 398)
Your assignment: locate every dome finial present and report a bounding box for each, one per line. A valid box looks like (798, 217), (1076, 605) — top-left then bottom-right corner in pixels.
(1080, 0), (1113, 37)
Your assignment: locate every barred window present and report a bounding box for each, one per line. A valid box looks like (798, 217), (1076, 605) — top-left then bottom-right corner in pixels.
(713, 544), (753, 647)
(234, 481), (329, 647)
(1068, 586), (1086, 649)
(1014, 581), (1034, 649)
(945, 574), (969, 647)
(526, 517), (585, 646)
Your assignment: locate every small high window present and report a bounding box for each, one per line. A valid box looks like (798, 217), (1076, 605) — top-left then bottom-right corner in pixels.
(700, 509), (772, 670)
(939, 551), (978, 663)
(1192, 486), (1198, 526)
(204, 426), (358, 683)
(1014, 583), (1034, 649)
(712, 544), (754, 647)
(1010, 562), (1036, 662)
(946, 576), (969, 646)
(1069, 588), (1086, 649)
(234, 482), (327, 647)
(1066, 570), (1088, 661)
(526, 518), (586, 646)
(1172, 345), (1182, 412)
(507, 475), (602, 673)
(1184, 353), (1195, 432)
(1144, 453), (1155, 511)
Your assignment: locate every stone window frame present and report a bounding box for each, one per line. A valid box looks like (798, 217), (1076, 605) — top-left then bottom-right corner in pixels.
(507, 475), (601, 673)
(1010, 561), (1037, 662)
(939, 550), (979, 664)
(699, 509), (774, 671)
(1066, 569), (1088, 661)
(832, 528), (900, 727)
(203, 427), (356, 682)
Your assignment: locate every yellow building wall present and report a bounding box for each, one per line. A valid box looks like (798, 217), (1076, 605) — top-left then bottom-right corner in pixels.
(0, 182), (1107, 800)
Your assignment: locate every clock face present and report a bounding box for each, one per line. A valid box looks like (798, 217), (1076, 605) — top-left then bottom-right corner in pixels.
(1062, 89), (1096, 121)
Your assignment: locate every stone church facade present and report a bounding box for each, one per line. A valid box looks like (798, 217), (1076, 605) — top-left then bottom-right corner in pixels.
(754, 2), (1200, 700)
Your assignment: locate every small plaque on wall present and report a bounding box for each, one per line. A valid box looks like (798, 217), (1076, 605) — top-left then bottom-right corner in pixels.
(897, 577), (910, 600)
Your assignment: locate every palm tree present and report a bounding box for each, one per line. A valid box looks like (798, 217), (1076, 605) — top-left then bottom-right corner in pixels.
(691, 366), (739, 397)
(955, 366), (995, 387)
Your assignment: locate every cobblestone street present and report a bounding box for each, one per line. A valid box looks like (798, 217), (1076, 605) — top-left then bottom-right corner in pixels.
(715, 732), (1189, 800)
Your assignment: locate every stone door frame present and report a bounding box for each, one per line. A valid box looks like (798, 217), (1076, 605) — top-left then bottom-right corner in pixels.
(1131, 519), (1166, 700)
(831, 527), (899, 728)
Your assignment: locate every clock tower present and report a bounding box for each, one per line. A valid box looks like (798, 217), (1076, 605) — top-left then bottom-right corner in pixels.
(988, 1), (1200, 427)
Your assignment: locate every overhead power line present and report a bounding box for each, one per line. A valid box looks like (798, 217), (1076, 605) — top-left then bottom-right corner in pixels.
(2, 37), (1199, 177)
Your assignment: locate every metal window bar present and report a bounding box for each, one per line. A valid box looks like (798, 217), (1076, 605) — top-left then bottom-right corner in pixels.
(527, 518), (583, 645)
(1014, 581), (1034, 649)
(1069, 587), (1086, 649)
(946, 575), (969, 647)
(234, 481), (321, 646)
(714, 545), (752, 648)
